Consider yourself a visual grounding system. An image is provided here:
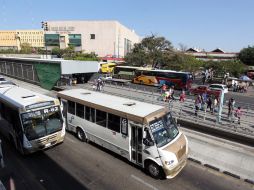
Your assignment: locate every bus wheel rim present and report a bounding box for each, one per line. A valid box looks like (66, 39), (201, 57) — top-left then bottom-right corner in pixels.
(149, 164), (159, 177)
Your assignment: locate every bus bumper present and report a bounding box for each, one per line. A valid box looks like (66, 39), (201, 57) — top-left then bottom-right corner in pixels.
(24, 136), (65, 154)
(163, 156), (187, 179)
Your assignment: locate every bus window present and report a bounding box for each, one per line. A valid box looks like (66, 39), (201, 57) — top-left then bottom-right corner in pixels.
(68, 101), (75, 115)
(96, 109), (107, 127)
(108, 113), (120, 133)
(76, 103), (84, 119)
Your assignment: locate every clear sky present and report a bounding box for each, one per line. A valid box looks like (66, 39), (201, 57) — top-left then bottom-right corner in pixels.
(1, 0), (253, 52)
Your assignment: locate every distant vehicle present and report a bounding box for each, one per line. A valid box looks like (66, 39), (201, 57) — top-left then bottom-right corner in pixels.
(113, 66), (142, 80)
(57, 88), (188, 179)
(0, 84), (65, 154)
(0, 76), (6, 82)
(100, 62), (116, 73)
(209, 84), (228, 93)
(133, 69), (193, 90)
(189, 85), (221, 97)
(101, 74), (113, 80)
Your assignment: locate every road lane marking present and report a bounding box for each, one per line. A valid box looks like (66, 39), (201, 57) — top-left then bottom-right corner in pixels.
(131, 174), (158, 190)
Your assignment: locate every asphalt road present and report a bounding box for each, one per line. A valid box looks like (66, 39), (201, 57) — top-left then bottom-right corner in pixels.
(1, 133), (253, 190)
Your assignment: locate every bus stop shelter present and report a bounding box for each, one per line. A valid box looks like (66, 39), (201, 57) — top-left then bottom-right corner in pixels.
(0, 57), (99, 90)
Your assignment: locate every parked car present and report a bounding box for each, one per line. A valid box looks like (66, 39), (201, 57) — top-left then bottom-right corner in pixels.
(0, 76), (6, 82)
(209, 84), (228, 93)
(189, 85), (221, 97)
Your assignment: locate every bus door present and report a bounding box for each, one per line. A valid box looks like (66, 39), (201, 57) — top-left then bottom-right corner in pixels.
(130, 123), (143, 165)
(61, 99), (68, 129)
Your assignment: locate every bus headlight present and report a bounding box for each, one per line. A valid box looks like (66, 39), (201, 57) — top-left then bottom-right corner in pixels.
(165, 160), (175, 166)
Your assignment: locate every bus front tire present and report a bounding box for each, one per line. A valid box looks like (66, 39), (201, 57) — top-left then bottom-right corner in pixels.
(76, 128), (86, 142)
(146, 161), (163, 179)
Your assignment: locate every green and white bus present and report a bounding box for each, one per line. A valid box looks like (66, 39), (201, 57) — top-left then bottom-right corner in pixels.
(0, 84), (65, 154)
(57, 88), (188, 179)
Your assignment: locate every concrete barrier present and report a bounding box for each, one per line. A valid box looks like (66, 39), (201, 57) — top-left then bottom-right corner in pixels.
(178, 119), (254, 146)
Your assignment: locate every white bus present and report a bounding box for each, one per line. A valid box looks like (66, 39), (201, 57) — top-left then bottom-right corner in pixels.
(57, 88), (188, 179)
(0, 84), (65, 154)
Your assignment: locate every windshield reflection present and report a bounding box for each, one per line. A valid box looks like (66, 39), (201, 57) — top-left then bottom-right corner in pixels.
(22, 106), (63, 141)
(149, 113), (179, 148)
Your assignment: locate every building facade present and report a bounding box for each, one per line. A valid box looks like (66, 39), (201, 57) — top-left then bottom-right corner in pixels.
(0, 30), (44, 50)
(185, 48), (238, 61)
(44, 20), (140, 57)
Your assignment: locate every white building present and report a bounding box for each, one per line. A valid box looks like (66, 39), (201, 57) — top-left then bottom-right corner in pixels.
(44, 20), (140, 58)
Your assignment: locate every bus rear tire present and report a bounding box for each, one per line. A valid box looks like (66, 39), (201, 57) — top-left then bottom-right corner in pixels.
(146, 161), (163, 179)
(76, 128), (86, 142)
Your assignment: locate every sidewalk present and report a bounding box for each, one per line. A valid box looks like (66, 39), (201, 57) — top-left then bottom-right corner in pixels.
(182, 127), (254, 183)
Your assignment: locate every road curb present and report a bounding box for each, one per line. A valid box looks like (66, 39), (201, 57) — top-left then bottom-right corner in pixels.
(188, 157), (254, 185)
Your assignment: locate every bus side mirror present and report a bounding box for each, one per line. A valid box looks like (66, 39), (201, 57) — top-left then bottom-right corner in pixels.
(143, 138), (154, 146)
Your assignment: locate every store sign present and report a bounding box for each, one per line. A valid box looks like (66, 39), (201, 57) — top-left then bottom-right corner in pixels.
(50, 26), (75, 32)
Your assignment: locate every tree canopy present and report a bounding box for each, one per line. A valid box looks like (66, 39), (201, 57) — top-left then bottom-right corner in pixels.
(125, 35), (174, 68)
(238, 46), (254, 66)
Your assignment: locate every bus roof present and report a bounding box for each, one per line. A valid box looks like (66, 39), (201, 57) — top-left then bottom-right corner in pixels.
(0, 84), (56, 110)
(137, 68), (190, 74)
(115, 65), (142, 69)
(57, 89), (167, 123)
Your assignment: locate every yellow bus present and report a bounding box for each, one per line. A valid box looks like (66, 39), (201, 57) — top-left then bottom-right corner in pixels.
(0, 83), (65, 154)
(57, 88), (188, 179)
(100, 62), (116, 73)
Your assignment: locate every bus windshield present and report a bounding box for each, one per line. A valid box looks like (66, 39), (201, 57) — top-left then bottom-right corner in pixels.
(149, 113), (179, 148)
(21, 106), (63, 140)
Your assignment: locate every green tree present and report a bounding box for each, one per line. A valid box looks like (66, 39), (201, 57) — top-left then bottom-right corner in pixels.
(204, 60), (246, 78)
(52, 47), (64, 58)
(125, 35), (174, 68)
(238, 46), (254, 66)
(62, 45), (75, 59)
(20, 43), (32, 54)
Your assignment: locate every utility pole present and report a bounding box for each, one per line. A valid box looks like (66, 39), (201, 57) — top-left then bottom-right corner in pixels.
(217, 90), (224, 123)
(41, 21), (48, 59)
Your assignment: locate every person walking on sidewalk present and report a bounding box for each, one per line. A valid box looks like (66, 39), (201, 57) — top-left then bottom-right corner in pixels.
(234, 107), (242, 124)
(194, 94), (202, 116)
(228, 97), (235, 119)
(179, 90), (186, 102)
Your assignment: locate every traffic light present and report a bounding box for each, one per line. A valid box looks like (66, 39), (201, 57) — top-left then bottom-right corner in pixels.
(45, 22), (48, 31)
(41, 21), (49, 31)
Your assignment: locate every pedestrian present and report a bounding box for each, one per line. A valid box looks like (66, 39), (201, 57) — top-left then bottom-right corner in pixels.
(201, 91), (207, 110)
(81, 76), (85, 84)
(162, 84), (167, 92)
(202, 75), (206, 85)
(96, 78), (102, 91)
(234, 107), (242, 124)
(206, 95), (212, 112)
(212, 97), (218, 114)
(227, 98), (235, 118)
(233, 82), (237, 92)
(169, 86), (175, 100)
(179, 90), (186, 102)
(194, 95), (202, 116)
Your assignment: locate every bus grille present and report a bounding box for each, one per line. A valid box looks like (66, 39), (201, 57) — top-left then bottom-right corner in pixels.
(37, 133), (58, 144)
(177, 145), (186, 160)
